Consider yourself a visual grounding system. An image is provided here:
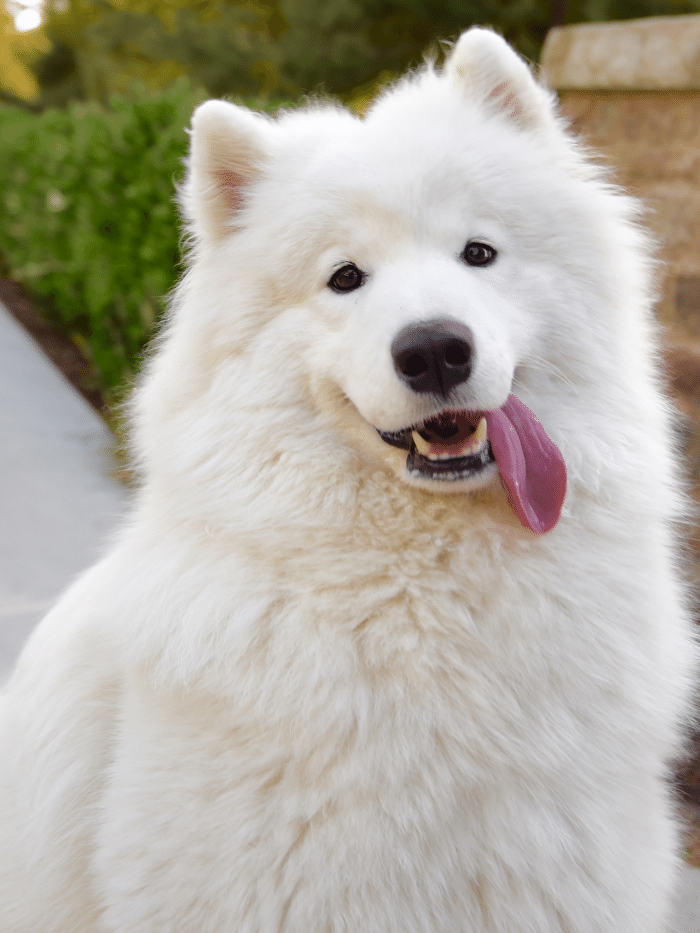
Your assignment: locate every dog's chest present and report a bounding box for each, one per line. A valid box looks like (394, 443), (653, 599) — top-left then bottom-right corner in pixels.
(94, 586), (621, 933)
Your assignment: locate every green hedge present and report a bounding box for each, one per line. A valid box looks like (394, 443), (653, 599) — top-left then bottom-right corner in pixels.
(0, 81), (290, 405)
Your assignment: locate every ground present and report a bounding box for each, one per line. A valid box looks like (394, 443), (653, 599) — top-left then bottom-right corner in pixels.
(0, 278), (106, 415)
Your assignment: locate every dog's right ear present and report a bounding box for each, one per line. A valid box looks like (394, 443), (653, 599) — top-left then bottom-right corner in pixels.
(182, 100), (269, 244)
(445, 28), (556, 135)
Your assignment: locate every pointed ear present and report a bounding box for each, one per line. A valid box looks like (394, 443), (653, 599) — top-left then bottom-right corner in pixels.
(445, 28), (556, 132)
(182, 100), (269, 244)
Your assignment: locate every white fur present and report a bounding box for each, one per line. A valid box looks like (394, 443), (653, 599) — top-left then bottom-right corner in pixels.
(0, 28), (696, 933)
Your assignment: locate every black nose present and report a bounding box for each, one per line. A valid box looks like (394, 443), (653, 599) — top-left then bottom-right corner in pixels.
(391, 319), (474, 397)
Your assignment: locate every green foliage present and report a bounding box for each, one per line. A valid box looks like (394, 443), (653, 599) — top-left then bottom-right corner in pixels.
(275, 0), (551, 94)
(275, 0), (700, 93)
(28, 0), (700, 111)
(7, 0), (700, 405)
(0, 78), (203, 401)
(0, 80), (293, 401)
(32, 0), (286, 109)
(574, 0), (700, 19)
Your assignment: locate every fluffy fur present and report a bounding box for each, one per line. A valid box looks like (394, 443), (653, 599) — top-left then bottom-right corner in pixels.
(0, 28), (696, 933)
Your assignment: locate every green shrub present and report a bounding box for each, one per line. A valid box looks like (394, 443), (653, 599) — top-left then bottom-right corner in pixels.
(0, 80), (292, 404)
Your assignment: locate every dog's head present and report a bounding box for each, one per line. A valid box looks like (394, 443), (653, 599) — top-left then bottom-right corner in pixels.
(135, 29), (654, 537)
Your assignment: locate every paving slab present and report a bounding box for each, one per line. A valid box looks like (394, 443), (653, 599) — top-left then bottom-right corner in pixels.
(1, 300), (700, 929)
(0, 301), (128, 683)
(677, 867), (700, 932)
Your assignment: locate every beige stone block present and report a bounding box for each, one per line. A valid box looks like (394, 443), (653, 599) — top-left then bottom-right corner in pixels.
(556, 93), (700, 279)
(542, 16), (700, 90)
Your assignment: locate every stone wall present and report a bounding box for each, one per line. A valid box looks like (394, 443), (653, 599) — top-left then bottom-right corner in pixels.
(541, 17), (700, 572)
(552, 89), (700, 334)
(542, 17), (700, 340)
(541, 17), (700, 808)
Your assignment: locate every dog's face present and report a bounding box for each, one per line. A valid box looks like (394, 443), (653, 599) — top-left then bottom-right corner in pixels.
(165, 29), (638, 534)
(291, 126), (541, 498)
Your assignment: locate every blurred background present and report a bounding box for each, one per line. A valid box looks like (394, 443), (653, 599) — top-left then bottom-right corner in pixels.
(3, 0), (700, 415)
(2, 0), (700, 416)
(4, 0), (700, 875)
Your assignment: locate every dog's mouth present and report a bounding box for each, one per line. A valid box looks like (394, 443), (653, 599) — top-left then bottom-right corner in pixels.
(376, 396), (568, 535)
(378, 410), (494, 480)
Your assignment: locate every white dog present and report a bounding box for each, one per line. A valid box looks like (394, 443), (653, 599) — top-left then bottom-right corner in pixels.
(0, 27), (695, 933)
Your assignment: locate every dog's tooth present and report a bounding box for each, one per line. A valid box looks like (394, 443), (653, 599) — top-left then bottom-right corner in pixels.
(469, 416), (487, 451)
(412, 430), (432, 456)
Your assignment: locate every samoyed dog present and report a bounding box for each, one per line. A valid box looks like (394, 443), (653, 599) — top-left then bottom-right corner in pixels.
(0, 27), (695, 933)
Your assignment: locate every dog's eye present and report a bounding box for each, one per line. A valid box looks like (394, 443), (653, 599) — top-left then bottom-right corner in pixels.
(462, 242), (497, 267)
(328, 264), (365, 293)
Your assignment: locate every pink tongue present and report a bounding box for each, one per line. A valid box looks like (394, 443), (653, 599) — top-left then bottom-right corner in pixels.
(484, 394), (566, 535)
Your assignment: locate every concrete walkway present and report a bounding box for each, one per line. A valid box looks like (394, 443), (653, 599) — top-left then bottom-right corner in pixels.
(679, 868), (700, 932)
(1, 298), (700, 929)
(0, 301), (127, 683)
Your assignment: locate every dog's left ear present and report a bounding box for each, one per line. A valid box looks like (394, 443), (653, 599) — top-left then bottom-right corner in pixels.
(182, 99), (270, 244)
(445, 28), (556, 133)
